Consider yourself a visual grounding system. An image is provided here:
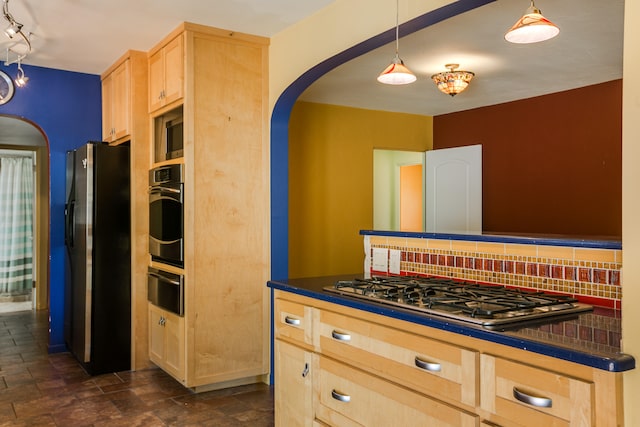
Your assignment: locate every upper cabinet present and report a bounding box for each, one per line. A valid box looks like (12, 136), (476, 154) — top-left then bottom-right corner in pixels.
(102, 56), (128, 142)
(101, 50), (147, 145)
(148, 33), (184, 113)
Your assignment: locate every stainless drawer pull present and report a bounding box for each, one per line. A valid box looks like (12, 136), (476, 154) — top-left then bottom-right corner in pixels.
(414, 356), (441, 372)
(331, 389), (351, 403)
(284, 316), (301, 326)
(513, 387), (553, 408)
(331, 330), (351, 342)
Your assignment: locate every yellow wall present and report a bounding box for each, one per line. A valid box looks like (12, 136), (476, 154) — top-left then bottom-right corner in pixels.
(622, 0), (640, 424)
(288, 102), (432, 277)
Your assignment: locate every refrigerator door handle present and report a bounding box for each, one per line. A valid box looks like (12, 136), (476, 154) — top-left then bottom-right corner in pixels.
(65, 200), (75, 248)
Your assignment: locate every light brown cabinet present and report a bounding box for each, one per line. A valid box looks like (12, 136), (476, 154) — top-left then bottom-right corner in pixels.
(274, 290), (624, 426)
(148, 32), (184, 113)
(101, 59), (129, 142)
(148, 303), (185, 381)
(316, 356), (478, 427)
(101, 51), (147, 144)
(147, 23), (270, 391)
(481, 354), (594, 426)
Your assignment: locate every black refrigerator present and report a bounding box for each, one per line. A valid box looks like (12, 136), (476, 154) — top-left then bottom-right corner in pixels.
(64, 141), (131, 375)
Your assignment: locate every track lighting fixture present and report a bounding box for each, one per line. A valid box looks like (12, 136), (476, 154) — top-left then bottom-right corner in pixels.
(2, 0), (32, 74)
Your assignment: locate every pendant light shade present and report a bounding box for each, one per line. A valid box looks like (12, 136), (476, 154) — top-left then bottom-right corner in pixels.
(431, 64), (474, 97)
(377, 0), (416, 85)
(505, 1), (559, 44)
(377, 54), (416, 85)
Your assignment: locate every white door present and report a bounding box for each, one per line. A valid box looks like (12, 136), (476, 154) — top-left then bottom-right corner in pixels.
(425, 145), (482, 234)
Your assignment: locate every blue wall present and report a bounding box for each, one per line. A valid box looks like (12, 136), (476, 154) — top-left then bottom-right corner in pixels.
(0, 63), (101, 352)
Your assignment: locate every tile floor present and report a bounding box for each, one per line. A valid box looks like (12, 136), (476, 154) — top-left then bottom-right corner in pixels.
(0, 309), (274, 426)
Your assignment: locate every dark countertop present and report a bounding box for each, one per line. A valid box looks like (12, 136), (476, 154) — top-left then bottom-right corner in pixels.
(268, 274), (635, 372)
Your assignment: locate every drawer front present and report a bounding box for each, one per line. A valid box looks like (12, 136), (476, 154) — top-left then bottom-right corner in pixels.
(316, 356), (479, 427)
(480, 354), (594, 426)
(318, 309), (478, 407)
(275, 298), (314, 347)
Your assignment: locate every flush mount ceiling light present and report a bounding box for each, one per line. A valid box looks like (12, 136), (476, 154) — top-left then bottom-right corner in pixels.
(505, 0), (559, 44)
(377, 0), (416, 85)
(431, 64), (475, 97)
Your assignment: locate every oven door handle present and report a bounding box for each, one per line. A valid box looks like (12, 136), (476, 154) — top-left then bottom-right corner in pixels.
(149, 186), (181, 195)
(148, 271), (181, 286)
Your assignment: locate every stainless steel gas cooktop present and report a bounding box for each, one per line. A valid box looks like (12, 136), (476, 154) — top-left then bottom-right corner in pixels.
(323, 276), (593, 328)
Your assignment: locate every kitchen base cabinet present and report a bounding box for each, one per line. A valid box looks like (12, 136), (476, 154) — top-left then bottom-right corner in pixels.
(273, 290), (624, 427)
(148, 303), (185, 382)
(481, 354), (593, 427)
(316, 356), (479, 427)
(275, 340), (315, 427)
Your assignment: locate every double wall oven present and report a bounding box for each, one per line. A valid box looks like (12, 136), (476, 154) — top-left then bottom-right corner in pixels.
(148, 164), (185, 316)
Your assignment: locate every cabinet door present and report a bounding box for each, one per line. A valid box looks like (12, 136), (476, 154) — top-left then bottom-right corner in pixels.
(148, 304), (165, 363)
(162, 33), (184, 106)
(148, 33), (183, 113)
(481, 354), (594, 426)
(163, 309), (185, 381)
(275, 340), (314, 427)
(111, 60), (130, 140)
(316, 356), (478, 427)
(101, 73), (114, 141)
(148, 49), (165, 112)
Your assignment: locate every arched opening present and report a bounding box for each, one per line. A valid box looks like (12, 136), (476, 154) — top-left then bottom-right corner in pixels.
(0, 115), (50, 313)
(269, 0), (493, 280)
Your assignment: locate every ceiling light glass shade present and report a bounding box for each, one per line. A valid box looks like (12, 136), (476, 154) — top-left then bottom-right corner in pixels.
(377, 54), (417, 85)
(431, 64), (474, 97)
(505, 1), (559, 44)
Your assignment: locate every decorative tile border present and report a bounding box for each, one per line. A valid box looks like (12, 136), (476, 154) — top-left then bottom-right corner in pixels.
(364, 235), (622, 309)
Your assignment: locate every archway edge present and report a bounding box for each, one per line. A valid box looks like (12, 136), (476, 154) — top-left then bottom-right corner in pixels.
(0, 114), (51, 312)
(269, 0), (496, 279)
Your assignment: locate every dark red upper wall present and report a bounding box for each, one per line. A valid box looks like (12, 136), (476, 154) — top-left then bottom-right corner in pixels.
(433, 80), (622, 239)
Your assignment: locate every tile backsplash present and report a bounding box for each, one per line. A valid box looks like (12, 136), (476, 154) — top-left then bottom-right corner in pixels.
(363, 234), (622, 309)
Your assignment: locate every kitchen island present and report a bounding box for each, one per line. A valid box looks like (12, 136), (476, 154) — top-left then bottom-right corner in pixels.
(269, 275), (634, 426)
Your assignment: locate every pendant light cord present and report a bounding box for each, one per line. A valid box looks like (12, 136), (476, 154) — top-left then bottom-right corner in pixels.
(394, 0), (400, 56)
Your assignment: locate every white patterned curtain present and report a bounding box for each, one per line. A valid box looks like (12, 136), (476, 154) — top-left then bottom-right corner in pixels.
(0, 156), (34, 295)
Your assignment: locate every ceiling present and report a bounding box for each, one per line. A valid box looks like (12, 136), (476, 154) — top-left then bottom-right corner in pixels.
(0, 0), (335, 75)
(0, 0), (625, 119)
(300, 0), (624, 116)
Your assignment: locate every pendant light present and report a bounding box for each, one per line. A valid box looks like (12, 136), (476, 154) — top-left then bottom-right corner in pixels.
(505, 0), (559, 44)
(377, 0), (416, 85)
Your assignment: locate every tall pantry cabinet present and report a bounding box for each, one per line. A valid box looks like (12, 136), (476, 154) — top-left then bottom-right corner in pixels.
(147, 23), (270, 390)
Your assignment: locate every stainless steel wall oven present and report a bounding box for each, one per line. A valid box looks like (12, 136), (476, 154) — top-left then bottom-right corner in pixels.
(147, 267), (184, 316)
(149, 164), (184, 267)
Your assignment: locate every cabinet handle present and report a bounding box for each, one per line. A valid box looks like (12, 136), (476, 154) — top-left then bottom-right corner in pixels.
(414, 356), (442, 372)
(513, 387), (552, 408)
(301, 363), (309, 378)
(331, 389), (351, 403)
(331, 330), (351, 342)
(284, 316), (301, 326)
(159, 316), (166, 326)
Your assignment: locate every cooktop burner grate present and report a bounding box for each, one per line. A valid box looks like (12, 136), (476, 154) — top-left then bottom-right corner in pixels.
(326, 276), (592, 327)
